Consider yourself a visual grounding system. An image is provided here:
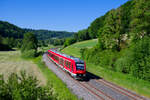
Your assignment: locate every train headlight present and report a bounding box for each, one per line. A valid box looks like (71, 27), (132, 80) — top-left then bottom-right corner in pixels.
(83, 74), (86, 77)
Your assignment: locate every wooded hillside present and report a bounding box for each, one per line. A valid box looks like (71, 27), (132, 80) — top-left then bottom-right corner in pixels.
(67, 0), (150, 81)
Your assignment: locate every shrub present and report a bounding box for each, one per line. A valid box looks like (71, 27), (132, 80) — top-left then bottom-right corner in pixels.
(0, 71), (56, 100)
(115, 36), (150, 81)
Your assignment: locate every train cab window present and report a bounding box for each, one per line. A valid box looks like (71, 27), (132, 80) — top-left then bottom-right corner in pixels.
(76, 62), (84, 70)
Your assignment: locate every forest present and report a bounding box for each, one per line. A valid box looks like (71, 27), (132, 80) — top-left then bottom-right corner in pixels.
(64, 0), (150, 81)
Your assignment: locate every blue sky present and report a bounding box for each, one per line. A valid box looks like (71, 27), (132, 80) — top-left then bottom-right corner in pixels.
(0, 0), (129, 32)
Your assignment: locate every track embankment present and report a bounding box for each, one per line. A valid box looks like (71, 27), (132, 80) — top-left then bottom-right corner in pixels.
(43, 53), (149, 100)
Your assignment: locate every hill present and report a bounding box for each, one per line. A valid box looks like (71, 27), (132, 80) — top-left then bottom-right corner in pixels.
(0, 21), (74, 50)
(0, 21), (74, 40)
(24, 29), (74, 40)
(0, 21), (24, 39)
(61, 39), (98, 57)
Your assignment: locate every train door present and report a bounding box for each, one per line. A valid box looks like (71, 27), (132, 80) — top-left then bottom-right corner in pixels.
(59, 57), (64, 68)
(71, 63), (73, 72)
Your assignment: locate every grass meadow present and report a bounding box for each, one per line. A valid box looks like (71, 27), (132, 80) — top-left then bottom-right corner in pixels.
(0, 51), (46, 85)
(62, 39), (150, 98)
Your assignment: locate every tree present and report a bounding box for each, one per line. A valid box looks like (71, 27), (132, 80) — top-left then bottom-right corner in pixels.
(88, 15), (106, 39)
(130, 0), (150, 40)
(64, 38), (76, 47)
(21, 32), (38, 57)
(77, 29), (90, 41)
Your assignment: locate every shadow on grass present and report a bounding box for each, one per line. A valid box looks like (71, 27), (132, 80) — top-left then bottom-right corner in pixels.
(0, 44), (16, 51)
(0, 48), (16, 51)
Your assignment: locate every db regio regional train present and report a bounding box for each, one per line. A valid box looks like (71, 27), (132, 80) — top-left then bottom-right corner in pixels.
(47, 49), (86, 79)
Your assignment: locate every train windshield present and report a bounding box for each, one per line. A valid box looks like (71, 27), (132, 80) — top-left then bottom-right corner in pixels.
(76, 63), (84, 70)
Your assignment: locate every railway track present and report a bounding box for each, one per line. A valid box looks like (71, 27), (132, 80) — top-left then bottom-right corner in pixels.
(44, 53), (148, 100)
(46, 54), (108, 99)
(87, 71), (147, 100)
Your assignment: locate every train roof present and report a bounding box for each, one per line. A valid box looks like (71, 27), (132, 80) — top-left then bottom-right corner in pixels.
(49, 49), (84, 63)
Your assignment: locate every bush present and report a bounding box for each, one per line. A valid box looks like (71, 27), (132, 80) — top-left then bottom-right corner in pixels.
(0, 71), (56, 100)
(115, 36), (150, 81)
(82, 47), (118, 70)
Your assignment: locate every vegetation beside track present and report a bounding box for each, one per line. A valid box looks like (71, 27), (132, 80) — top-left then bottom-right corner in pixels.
(62, 39), (150, 98)
(0, 50), (78, 100)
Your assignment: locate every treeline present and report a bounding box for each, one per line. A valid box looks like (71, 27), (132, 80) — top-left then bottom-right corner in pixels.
(0, 21), (74, 50)
(24, 29), (74, 40)
(66, 0), (150, 81)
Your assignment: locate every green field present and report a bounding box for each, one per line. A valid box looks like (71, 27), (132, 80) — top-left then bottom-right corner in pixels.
(61, 39), (150, 98)
(62, 39), (98, 57)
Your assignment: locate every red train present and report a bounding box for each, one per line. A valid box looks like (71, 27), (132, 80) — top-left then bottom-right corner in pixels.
(47, 49), (86, 79)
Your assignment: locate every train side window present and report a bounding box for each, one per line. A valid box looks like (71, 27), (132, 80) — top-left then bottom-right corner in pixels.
(68, 62), (71, 68)
(67, 61), (69, 68)
(65, 60), (68, 68)
(59, 58), (64, 66)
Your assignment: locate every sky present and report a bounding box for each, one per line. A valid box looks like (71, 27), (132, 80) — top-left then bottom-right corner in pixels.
(0, 0), (129, 32)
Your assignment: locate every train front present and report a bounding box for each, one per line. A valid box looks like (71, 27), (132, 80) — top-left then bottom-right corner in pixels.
(74, 59), (86, 80)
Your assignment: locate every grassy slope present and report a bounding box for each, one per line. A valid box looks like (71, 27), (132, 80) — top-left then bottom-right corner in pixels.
(61, 39), (150, 98)
(62, 39), (98, 58)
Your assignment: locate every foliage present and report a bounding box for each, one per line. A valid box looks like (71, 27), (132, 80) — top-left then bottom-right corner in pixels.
(21, 32), (38, 58)
(88, 15), (106, 38)
(0, 21), (24, 39)
(0, 71), (56, 100)
(115, 36), (150, 81)
(63, 38), (76, 47)
(74, 29), (90, 41)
